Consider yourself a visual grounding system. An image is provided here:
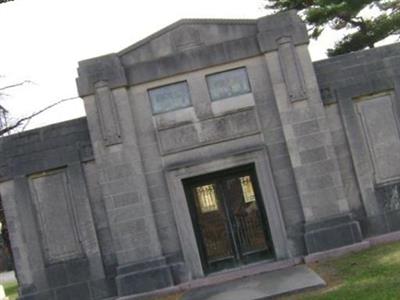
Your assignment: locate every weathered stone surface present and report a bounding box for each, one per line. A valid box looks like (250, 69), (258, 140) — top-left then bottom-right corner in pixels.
(116, 260), (174, 296)
(157, 108), (259, 154)
(355, 92), (400, 184)
(304, 215), (363, 253)
(181, 265), (325, 300)
(1, 10), (400, 300)
(77, 54), (127, 97)
(29, 170), (82, 263)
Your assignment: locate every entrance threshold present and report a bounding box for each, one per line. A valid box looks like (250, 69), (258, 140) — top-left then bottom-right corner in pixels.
(118, 257), (305, 300)
(181, 265), (325, 300)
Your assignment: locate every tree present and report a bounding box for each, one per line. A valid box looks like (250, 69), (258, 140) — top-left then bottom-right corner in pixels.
(0, 81), (31, 136)
(0, 105), (7, 132)
(265, 0), (400, 56)
(0, 81), (79, 136)
(0, 80), (79, 270)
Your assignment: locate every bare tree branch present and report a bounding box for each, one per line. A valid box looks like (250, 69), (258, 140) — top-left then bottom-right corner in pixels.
(0, 104), (7, 113)
(0, 80), (34, 92)
(0, 96), (80, 136)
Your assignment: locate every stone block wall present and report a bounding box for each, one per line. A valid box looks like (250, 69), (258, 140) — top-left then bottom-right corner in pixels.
(75, 11), (311, 292)
(0, 118), (116, 300)
(1, 9), (400, 300)
(314, 43), (400, 237)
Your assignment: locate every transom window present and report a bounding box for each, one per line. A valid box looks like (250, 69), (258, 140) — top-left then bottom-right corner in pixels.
(148, 81), (191, 114)
(240, 176), (256, 203)
(206, 68), (251, 101)
(196, 184), (219, 213)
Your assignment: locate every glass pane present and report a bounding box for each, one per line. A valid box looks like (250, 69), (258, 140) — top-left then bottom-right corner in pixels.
(207, 68), (251, 101)
(240, 176), (256, 203)
(193, 183), (233, 265)
(148, 82), (191, 114)
(196, 184), (219, 213)
(224, 175), (268, 254)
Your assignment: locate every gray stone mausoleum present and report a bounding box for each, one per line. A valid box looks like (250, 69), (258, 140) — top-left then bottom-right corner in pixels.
(1, 10), (400, 300)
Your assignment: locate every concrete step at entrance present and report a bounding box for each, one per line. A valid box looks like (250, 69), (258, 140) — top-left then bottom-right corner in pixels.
(181, 265), (326, 300)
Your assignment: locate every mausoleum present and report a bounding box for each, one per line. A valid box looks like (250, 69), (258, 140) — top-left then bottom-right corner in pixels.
(1, 10), (400, 300)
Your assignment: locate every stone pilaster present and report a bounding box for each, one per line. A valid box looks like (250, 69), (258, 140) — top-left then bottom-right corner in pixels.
(257, 14), (362, 253)
(78, 56), (173, 296)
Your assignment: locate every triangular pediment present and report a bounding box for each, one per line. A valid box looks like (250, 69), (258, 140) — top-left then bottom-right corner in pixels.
(118, 19), (258, 65)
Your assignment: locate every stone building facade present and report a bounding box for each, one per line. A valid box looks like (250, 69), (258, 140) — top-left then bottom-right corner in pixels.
(1, 10), (400, 300)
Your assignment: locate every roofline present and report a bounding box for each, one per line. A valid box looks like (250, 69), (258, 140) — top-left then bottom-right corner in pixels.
(0, 116), (88, 141)
(313, 41), (400, 65)
(118, 18), (258, 56)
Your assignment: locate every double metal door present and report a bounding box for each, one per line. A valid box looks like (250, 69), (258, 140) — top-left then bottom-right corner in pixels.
(184, 165), (274, 274)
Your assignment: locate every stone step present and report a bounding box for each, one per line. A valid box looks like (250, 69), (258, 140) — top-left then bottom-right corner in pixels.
(181, 265), (325, 300)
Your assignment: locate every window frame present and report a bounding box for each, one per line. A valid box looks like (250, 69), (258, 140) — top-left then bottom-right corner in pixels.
(148, 81), (192, 115)
(206, 67), (252, 102)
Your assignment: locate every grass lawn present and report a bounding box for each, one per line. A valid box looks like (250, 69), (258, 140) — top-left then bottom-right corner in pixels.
(280, 241), (400, 299)
(3, 281), (18, 300)
(151, 241), (400, 300)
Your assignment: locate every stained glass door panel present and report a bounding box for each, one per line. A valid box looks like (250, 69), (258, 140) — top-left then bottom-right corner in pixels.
(222, 175), (273, 261)
(193, 183), (234, 265)
(184, 165), (274, 274)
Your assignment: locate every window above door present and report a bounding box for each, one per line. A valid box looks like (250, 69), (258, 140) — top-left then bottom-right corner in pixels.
(148, 81), (192, 114)
(206, 68), (251, 101)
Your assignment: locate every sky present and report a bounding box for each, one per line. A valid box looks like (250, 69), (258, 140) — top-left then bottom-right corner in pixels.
(0, 0), (396, 130)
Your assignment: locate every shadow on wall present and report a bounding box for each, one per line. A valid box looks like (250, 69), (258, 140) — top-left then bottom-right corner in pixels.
(357, 182), (400, 236)
(0, 196), (14, 272)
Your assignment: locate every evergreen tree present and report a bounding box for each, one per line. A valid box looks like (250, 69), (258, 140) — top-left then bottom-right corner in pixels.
(265, 0), (400, 56)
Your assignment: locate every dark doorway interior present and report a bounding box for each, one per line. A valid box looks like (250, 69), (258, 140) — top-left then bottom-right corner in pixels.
(0, 195), (13, 271)
(183, 164), (274, 274)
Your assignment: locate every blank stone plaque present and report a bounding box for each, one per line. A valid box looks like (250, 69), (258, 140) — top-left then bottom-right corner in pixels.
(356, 92), (400, 184)
(29, 169), (82, 263)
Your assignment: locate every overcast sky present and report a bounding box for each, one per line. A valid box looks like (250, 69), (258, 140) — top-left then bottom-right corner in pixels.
(0, 0), (386, 130)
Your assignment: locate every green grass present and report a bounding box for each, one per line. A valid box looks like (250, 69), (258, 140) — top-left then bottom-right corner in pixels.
(150, 241), (400, 300)
(5, 242), (400, 300)
(282, 241), (400, 299)
(3, 281), (18, 300)
(154, 241), (400, 300)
